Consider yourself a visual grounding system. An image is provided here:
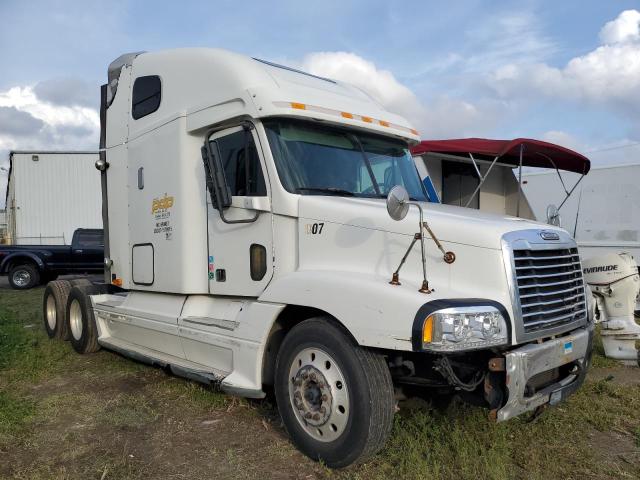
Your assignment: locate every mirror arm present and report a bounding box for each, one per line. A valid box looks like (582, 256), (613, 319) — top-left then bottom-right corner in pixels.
(422, 220), (455, 264)
(389, 234), (419, 286)
(414, 203), (432, 293)
(388, 201), (433, 293)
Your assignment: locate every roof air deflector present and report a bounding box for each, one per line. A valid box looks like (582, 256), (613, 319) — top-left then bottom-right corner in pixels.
(107, 51), (146, 107)
(253, 58), (336, 84)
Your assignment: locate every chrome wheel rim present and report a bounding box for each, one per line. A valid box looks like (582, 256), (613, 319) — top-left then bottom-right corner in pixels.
(288, 347), (349, 443)
(46, 295), (57, 330)
(69, 299), (83, 341)
(12, 269), (30, 287)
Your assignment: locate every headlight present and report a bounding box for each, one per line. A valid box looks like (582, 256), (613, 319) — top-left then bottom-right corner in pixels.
(421, 306), (509, 352)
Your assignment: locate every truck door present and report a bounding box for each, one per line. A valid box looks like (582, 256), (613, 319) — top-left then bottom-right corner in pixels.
(72, 230), (104, 271)
(206, 126), (274, 296)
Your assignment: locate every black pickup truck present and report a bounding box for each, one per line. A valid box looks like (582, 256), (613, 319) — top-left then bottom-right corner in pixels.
(0, 229), (104, 290)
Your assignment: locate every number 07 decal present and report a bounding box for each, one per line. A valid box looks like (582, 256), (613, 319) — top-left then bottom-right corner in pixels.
(305, 223), (324, 235)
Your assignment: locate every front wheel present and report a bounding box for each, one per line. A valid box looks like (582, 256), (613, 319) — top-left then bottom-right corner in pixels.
(8, 263), (40, 290)
(274, 318), (395, 468)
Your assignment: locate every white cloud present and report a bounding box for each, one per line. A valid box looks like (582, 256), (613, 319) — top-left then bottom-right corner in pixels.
(541, 130), (583, 152)
(541, 130), (640, 167)
(302, 52), (420, 117)
(301, 51), (500, 138)
(599, 9), (640, 45)
(0, 85), (98, 153)
(462, 11), (557, 72)
(489, 10), (640, 115)
(0, 84), (99, 208)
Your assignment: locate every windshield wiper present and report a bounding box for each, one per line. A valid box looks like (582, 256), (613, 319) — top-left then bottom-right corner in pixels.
(296, 187), (355, 197)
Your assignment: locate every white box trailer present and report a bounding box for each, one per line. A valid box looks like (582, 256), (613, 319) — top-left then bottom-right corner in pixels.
(521, 163), (640, 261)
(5, 151), (102, 245)
(41, 49), (594, 468)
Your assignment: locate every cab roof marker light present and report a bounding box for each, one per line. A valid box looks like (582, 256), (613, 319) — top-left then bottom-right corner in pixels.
(272, 101), (418, 137)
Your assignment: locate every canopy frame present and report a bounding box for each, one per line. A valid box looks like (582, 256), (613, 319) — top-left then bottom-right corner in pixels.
(463, 153), (500, 208)
(423, 140), (588, 219)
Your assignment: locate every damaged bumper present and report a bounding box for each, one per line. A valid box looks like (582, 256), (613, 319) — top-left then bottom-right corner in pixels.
(495, 325), (593, 422)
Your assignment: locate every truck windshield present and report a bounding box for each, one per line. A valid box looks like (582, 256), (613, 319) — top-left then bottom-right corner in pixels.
(264, 119), (426, 200)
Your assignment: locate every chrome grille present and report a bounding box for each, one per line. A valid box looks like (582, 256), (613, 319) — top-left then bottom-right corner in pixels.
(513, 247), (587, 333)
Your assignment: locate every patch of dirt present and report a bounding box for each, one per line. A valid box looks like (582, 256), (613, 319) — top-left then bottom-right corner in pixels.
(586, 428), (640, 478)
(588, 366), (640, 386)
(2, 358), (327, 480)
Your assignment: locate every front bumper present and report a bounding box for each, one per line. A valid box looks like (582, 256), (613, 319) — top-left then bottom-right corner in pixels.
(495, 325), (593, 422)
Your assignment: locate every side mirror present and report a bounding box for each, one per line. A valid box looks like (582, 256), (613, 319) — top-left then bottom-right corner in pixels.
(546, 204), (561, 227)
(201, 140), (232, 210)
(386, 185), (410, 221)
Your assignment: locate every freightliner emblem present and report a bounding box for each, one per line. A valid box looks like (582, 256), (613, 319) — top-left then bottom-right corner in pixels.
(539, 231), (560, 241)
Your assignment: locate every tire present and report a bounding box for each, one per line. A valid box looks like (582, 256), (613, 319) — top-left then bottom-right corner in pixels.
(69, 278), (92, 287)
(8, 263), (40, 290)
(66, 286), (101, 354)
(41, 272), (59, 284)
(42, 280), (72, 339)
(274, 318), (395, 468)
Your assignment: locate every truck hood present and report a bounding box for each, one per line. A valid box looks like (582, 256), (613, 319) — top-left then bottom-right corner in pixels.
(298, 196), (562, 250)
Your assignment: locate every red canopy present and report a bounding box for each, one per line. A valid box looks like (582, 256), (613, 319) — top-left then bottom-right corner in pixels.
(411, 138), (590, 174)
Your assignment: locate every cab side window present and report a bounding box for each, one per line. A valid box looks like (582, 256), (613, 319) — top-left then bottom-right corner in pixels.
(215, 130), (267, 196)
(132, 75), (161, 120)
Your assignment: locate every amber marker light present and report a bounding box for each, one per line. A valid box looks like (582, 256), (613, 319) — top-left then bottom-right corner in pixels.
(423, 315), (434, 344)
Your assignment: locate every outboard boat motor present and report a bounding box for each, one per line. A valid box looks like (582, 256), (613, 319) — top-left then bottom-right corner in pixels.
(583, 252), (640, 365)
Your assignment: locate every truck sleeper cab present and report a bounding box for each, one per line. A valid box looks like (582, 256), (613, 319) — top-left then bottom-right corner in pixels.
(44, 49), (593, 468)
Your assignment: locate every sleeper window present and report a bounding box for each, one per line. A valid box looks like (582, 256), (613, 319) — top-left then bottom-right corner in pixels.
(132, 75), (161, 119)
(214, 130), (267, 196)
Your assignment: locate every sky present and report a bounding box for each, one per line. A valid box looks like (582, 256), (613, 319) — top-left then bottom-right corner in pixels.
(1, 0), (640, 206)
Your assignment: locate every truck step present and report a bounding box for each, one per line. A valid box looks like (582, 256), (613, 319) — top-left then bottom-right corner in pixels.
(98, 337), (229, 385)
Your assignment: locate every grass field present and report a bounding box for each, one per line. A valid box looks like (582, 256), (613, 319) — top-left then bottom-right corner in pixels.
(1, 283), (639, 479)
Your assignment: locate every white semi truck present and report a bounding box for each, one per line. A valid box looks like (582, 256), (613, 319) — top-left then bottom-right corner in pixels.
(42, 49), (593, 467)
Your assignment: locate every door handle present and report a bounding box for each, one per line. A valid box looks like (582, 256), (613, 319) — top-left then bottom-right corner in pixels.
(74, 249), (83, 254)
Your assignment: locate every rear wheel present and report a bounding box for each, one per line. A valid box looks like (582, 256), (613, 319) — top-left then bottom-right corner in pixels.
(41, 272), (59, 284)
(69, 278), (92, 287)
(66, 286), (101, 354)
(9, 263), (40, 290)
(274, 318), (395, 468)
(42, 280), (72, 339)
